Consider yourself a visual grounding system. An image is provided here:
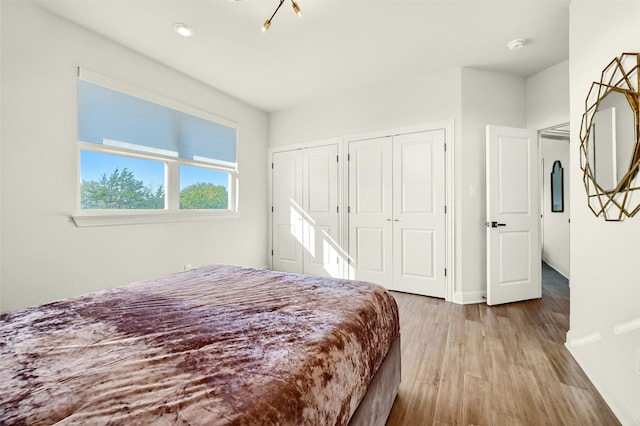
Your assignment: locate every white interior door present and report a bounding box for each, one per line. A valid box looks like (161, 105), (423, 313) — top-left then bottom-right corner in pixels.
(348, 137), (393, 287)
(272, 150), (303, 273)
(302, 144), (340, 277)
(486, 125), (541, 305)
(392, 131), (446, 297)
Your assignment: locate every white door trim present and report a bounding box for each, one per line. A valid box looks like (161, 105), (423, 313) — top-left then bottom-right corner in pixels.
(537, 121), (571, 281)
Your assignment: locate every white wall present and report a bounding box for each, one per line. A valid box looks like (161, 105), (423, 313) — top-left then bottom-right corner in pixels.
(526, 59), (570, 129)
(269, 67), (462, 147)
(0, 2), (269, 312)
(568, 2), (640, 424)
(540, 137), (570, 278)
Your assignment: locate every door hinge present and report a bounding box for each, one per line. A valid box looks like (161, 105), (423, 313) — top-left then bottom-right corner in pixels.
(444, 205), (447, 214)
(337, 155), (339, 162)
(444, 143), (447, 152)
(271, 249), (274, 256)
(337, 206), (339, 213)
(337, 257), (339, 264)
(444, 268), (447, 277)
(348, 206), (351, 213)
(271, 162), (274, 169)
(348, 154), (351, 161)
(271, 206), (274, 213)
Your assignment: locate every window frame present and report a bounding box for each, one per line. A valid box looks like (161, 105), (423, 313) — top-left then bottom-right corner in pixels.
(72, 68), (239, 227)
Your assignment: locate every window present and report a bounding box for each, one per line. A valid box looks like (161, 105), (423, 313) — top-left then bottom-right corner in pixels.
(74, 69), (238, 226)
(179, 166), (230, 210)
(80, 151), (165, 210)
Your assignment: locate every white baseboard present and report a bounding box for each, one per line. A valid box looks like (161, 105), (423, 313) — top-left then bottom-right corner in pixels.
(453, 290), (486, 305)
(542, 259), (570, 280)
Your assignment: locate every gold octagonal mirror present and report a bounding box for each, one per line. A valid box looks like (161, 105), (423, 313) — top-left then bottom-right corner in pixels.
(580, 52), (640, 221)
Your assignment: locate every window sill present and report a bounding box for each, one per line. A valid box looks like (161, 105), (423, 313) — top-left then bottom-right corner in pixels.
(72, 211), (239, 227)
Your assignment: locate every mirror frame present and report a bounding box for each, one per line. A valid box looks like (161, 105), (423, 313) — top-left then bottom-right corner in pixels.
(579, 52), (640, 221)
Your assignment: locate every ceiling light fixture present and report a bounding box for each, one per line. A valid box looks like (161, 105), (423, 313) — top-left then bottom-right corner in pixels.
(262, 0), (302, 32)
(173, 23), (194, 37)
(507, 38), (526, 51)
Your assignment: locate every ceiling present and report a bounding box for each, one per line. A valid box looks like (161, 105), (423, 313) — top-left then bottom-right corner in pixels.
(36, 0), (570, 113)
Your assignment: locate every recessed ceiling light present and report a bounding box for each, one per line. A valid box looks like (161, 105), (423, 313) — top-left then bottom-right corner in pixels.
(507, 38), (526, 51)
(173, 23), (194, 37)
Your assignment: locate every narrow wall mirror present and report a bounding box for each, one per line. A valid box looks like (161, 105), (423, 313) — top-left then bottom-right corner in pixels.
(579, 52), (640, 221)
(551, 160), (564, 212)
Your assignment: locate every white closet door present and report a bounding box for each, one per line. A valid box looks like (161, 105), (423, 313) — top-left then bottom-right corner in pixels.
(302, 144), (340, 277)
(348, 137), (393, 288)
(392, 130), (446, 297)
(272, 150), (303, 273)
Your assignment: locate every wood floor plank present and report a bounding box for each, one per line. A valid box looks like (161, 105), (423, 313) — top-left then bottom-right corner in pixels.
(489, 388), (525, 426)
(494, 315), (534, 369)
(386, 263), (620, 426)
(506, 361), (551, 424)
(462, 373), (491, 426)
(484, 335), (522, 419)
(541, 339), (593, 389)
(432, 339), (464, 425)
(463, 319), (486, 379)
(560, 382), (620, 425)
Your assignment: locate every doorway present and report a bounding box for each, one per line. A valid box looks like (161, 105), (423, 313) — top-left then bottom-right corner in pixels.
(485, 123), (569, 305)
(539, 123), (570, 279)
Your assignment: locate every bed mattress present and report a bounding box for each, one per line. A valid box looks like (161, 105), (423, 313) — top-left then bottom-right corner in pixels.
(1, 265), (399, 425)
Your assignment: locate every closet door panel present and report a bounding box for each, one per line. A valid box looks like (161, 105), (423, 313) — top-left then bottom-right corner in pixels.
(303, 144), (340, 277)
(348, 137), (393, 288)
(355, 227), (386, 271)
(305, 225), (340, 277)
(399, 141), (435, 214)
(400, 228), (435, 279)
(272, 150), (303, 273)
(392, 130), (446, 297)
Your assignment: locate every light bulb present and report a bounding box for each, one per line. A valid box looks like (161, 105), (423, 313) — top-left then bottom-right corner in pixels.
(292, 1), (301, 16)
(173, 23), (194, 37)
(262, 19), (271, 32)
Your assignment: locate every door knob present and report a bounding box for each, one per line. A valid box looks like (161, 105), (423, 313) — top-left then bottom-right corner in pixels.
(485, 221), (506, 228)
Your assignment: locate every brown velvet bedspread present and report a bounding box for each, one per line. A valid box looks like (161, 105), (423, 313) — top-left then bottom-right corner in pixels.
(0, 265), (399, 425)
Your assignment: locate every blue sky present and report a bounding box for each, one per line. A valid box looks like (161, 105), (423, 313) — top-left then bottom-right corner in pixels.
(179, 165), (229, 190)
(80, 151), (228, 190)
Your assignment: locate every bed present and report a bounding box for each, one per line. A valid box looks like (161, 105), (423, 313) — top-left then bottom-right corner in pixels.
(0, 264), (400, 425)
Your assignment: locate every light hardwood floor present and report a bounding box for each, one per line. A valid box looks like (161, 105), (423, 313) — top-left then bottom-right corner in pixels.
(386, 263), (620, 426)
